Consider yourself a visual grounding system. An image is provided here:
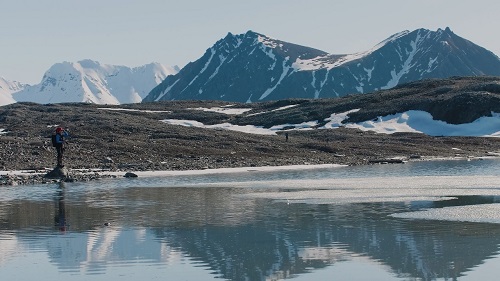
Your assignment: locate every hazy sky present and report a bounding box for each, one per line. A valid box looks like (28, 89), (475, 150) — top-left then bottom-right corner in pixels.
(2, 0), (499, 84)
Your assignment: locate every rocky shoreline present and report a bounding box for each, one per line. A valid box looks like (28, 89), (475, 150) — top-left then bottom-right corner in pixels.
(0, 168), (116, 186)
(1, 154), (499, 186)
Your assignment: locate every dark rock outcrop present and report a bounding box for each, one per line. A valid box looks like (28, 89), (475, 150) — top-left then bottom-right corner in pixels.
(44, 166), (70, 180)
(124, 172), (138, 178)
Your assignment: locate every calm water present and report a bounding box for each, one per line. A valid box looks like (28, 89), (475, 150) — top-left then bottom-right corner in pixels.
(1, 159), (500, 281)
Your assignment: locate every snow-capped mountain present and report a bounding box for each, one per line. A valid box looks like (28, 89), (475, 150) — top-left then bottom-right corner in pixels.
(143, 27), (500, 103)
(0, 77), (26, 106)
(14, 60), (179, 104)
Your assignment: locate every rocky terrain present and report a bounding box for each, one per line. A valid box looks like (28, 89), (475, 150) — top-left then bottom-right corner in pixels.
(1, 76), (500, 185)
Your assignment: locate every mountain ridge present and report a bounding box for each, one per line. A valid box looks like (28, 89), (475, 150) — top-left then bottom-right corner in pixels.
(144, 27), (500, 103)
(9, 60), (179, 105)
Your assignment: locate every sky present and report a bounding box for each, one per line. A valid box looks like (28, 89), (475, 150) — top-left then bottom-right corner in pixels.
(1, 0), (500, 84)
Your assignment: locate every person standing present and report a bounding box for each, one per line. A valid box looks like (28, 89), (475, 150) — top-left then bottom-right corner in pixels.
(52, 127), (69, 167)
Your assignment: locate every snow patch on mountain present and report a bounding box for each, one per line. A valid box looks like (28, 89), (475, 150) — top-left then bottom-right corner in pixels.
(257, 34), (282, 49)
(158, 106), (500, 138)
(260, 58), (294, 100)
(13, 60), (178, 105)
(347, 111), (500, 137)
(161, 119), (277, 135)
(98, 107), (172, 113)
(190, 106), (252, 115)
(184, 48), (215, 94)
(382, 31), (424, 89)
(292, 31), (411, 72)
(155, 79), (180, 102)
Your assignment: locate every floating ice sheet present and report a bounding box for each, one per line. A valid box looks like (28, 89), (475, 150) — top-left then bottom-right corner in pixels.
(277, 196), (457, 205)
(236, 175), (500, 205)
(390, 203), (500, 224)
(231, 174), (500, 223)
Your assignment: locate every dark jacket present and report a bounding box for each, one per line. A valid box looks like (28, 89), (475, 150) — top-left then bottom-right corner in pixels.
(55, 131), (69, 147)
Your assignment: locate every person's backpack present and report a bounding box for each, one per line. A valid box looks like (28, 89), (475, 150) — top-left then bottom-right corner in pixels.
(51, 134), (57, 147)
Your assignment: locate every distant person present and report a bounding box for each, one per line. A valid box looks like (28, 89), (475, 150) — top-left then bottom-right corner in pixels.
(285, 132), (289, 142)
(52, 127), (69, 167)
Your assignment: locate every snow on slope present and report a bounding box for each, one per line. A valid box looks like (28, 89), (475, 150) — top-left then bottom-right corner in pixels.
(159, 106), (500, 138)
(292, 31), (410, 71)
(341, 111), (500, 137)
(13, 60), (178, 105)
(0, 77), (25, 106)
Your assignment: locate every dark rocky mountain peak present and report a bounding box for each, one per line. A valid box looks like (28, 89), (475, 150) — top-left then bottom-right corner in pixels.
(143, 28), (500, 103)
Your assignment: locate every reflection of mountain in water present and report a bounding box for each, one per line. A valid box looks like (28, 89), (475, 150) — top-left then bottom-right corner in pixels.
(2, 185), (500, 280)
(45, 228), (181, 274)
(152, 197), (500, 280)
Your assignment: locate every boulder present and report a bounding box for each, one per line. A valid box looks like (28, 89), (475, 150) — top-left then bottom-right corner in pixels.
(124, 172), (138, 178)
(44, 166), (70, 179)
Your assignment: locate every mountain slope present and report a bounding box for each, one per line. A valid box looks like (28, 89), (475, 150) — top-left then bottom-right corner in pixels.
(13, 60), (179, 104)
(224, 76), (500, 134)
(144, 28), (500, 103)
(0, 77), (26, 106)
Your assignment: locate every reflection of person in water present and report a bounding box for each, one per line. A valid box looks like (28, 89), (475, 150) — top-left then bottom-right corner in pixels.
(54, 182), (68, 232)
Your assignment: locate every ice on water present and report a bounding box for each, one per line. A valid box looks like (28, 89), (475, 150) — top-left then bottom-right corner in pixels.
(391, 203), (500, 224)
(123, 162), (500, 224)
(232, 175), (500, 223)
